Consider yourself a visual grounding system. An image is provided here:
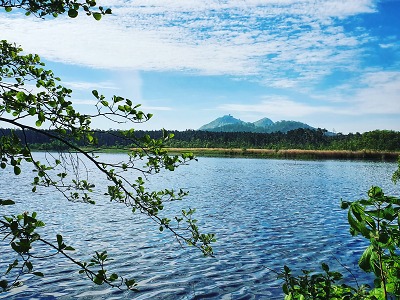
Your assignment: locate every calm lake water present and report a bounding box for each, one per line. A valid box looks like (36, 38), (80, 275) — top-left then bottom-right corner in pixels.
(0, 153), (399, 299)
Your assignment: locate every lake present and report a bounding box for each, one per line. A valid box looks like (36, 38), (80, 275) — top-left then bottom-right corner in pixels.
(0, 153), (398, 299)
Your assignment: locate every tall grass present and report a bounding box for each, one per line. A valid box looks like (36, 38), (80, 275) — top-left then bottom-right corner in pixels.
(165, 148), (399, 161)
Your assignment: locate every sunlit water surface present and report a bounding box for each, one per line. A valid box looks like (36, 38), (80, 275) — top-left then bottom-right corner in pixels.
(0, 154), (398, 299)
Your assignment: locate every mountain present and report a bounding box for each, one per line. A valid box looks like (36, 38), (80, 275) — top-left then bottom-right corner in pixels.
(253, 117), (274, 128)
(265, 120), (314, 133)
(199, 115), (318, 133)
(199, 115), (247, 130)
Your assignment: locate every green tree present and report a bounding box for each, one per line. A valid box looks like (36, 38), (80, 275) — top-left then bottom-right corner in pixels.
(0, 1), (215, 293)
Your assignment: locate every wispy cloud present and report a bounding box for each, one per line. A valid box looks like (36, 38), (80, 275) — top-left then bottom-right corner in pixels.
(350, 71), (400, 114)
(70, 98), (98, 105)
(70, 99), (173, 111)
(0, 0), (377, 89)
(141, 105), (172, 111)
(218, 96), (334, 119)
(219, 70), (400, 122)
(64, 81), (119, 91)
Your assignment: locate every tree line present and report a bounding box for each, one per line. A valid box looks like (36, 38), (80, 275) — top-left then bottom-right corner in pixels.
(1, 127), (399, 152)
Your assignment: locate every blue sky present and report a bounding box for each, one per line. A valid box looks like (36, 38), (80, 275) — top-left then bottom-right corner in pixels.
(1, 0), (399, 133)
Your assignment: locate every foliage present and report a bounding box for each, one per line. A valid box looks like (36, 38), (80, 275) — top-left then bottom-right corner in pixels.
(392, 157), (400, 184)
(280, 161), (400, 299)
(0, 1), (215, 294)
(280, 264), (372, 300)
(2, 128), (400, 153)
(0, 0), (111, 19)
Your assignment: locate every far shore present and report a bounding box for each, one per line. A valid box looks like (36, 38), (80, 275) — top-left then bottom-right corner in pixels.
(163, 148), (400, 161)
(58, 147), (400, 161)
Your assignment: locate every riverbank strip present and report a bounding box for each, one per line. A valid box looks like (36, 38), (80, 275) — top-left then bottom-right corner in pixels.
(45, 146), (399, 161)
(163, 148), (400, 161)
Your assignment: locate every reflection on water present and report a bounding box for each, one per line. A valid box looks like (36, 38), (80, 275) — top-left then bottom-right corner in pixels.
(0, 154), (398, 299)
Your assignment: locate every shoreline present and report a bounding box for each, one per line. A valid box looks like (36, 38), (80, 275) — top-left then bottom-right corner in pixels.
(164, 148), (400, 161)
(33, 147), (400, 161)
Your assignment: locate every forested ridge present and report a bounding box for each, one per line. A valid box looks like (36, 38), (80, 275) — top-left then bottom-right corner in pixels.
(1, 127), (399, 152)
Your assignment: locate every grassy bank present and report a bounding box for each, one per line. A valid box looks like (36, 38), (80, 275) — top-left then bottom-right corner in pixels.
(32, 146), (400, 161)
(165, 148), (400, 161)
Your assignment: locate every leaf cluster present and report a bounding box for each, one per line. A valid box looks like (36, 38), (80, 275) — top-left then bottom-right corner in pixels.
(281, 166), (400, 300)
(0, 206), (136, 292)
(0, 1), (216, 294)
(1, 0), (111, 20)
(280, 264), (372, 300)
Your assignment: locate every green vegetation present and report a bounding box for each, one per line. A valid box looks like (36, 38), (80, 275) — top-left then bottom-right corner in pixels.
(159, 129), (400, 152)
(0, 1), (214, 293)
(280, 158), (400, 299)
(2, 128), (399, 160)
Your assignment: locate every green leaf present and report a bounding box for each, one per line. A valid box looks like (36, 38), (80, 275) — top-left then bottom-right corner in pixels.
(36, 220), (45, 227)
(26, 261), (33, 271)
(348, 210), (361, 235)
(125, 278), (137, 289)
(6, 260), (18, 274)
(28, 107), (36, 115)
(56, 234), (63, 248)
(0, 199), (15, 206)
(33, 272), (44, 277)
(0, 280), (8, 290)
(38, 111), (45, 122)
(321, 263), (329, 272)
(359, 245), (374, 272)
(14, 166), (21, 175)
(368, 186), (383, 198)
(68, 9), (78, 18)
(93, 12), (102, 20)
(109, 273), (118, 281)
(93, 275), (103, 285)
(350, 203), (364, 222)
(340, 200), (349, 209)
(282, 283), (289, 294)
(5, 7), (12, 12)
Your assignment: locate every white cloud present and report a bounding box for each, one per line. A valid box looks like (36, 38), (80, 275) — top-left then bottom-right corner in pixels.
(0, 0), (378, 88)
(64, 81), (119, 91)
(217, 70), (400, 121)
(218, 96), (334, 118)
(319, 70), (400, 115)
(379, 43), (395, 49)
(351, 71), (400, 114)
(141, 106), (172, 111)
(70, 98), (98, 105)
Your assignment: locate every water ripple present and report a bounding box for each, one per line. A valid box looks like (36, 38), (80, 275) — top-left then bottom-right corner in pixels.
(0, 156), (397, 299)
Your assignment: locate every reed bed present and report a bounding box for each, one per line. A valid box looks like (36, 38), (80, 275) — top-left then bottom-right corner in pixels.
(165, 148), (400, 161)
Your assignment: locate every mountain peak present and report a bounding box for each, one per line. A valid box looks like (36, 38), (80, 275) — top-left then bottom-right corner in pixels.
(199, 115), (318, 133)
(199, 115), (245, 130)
(253, 117), (274, 128)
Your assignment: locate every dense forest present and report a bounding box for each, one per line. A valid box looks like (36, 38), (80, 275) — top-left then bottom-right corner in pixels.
(1, 127), (399, 152)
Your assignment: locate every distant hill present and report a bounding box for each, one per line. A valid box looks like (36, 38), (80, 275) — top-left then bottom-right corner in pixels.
(253, 117), (274, 128)
(199, 115), (318, 133)
(265, 120), (314, 133)
(199, 115), (247, 130)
